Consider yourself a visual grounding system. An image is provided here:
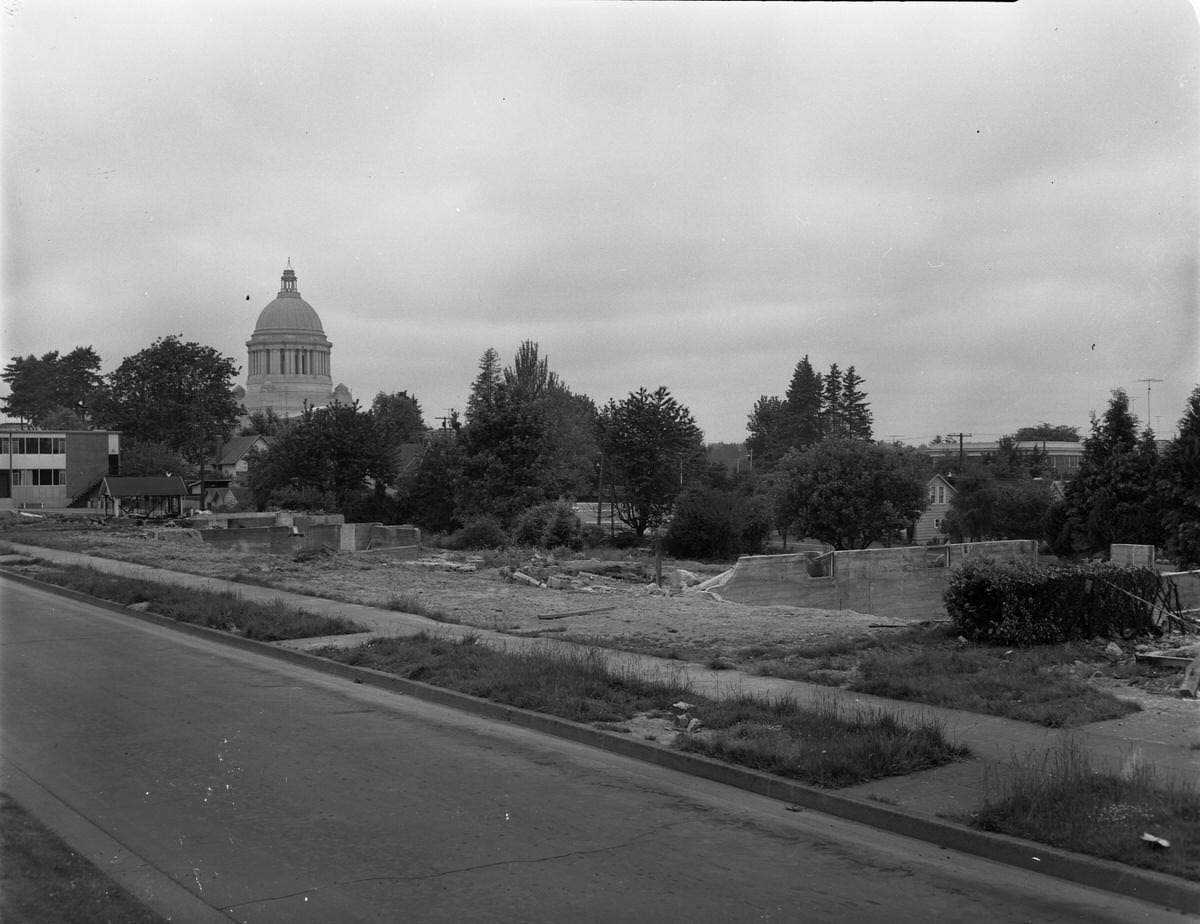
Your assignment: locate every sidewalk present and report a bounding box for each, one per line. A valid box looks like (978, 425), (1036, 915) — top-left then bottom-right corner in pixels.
(5, 540), (1199, 904)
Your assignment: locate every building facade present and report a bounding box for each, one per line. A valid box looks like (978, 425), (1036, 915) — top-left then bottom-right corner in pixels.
(924, 440), (1083, 478)
(0, 428), (120, 510)
(243, 263), (348, 418)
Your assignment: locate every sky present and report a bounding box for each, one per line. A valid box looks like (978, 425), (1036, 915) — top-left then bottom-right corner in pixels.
(3, 0), (1198, 445)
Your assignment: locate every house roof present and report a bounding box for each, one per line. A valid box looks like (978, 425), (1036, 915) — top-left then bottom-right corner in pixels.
(217, 435), (273, 466)
(101, 476), (190, 496)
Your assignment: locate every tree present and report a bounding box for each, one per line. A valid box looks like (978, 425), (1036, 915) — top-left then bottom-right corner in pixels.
(397, 434), (464, 534)
(370, 390), (426, 465)
(240, 407), (286, 436)
(745, 395), (787, 470)
(840, 366), (873, 440)
(456, 342), (597, 525)
(1014, 422), (1082, 442)
(1, 346), (103, 426)
(782, 356), (824, 448)
(1158, 386), (1200, 567)
(465, 347), (502, 425)
(118, 440), (190, 478)
(775, 440), (929, 550)
(1058, 389), (1160, 554)
(598, 386), (705, 536)
(820, 363), (844, 439)
(246, 401), (395, 513)
(97, 336), (241, 494)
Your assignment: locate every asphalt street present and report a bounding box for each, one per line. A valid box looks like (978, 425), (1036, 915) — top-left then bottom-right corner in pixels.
(0, 577), (1184, 923)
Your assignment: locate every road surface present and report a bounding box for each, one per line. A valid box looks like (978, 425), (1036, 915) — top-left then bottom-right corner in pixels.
(0, 577), (1181, 923)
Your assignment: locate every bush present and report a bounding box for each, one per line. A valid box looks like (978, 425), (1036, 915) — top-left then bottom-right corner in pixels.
(444, 516), (509, 550)
(945, 560), (1170, 645)
(512, 501), (582, 550)
(665, 485), (772, 560)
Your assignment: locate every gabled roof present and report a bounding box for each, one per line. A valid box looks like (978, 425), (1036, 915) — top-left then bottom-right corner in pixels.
(217, 435), (273, 466)
(926, 472), (957, 492)
(101, 476), (190, 496)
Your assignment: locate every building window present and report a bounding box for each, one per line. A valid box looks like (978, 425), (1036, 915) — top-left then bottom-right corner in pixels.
(936, 485), (946, 505)
(32, 469), (65, 485)
(0, 438), (8, 453)
(929, 486), (936, 505)
(11, 470), (25, 485)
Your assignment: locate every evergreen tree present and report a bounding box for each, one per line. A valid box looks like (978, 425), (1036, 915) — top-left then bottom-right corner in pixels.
(1, 346), (103, 426)
(782, 355), (823, 448)
(1059, 389), (1159, 554)
(465, 347), (501, 425)
(820, 363), (844, 438)
(1158, 386), (1200, 568)
(840, 366), (873, 440)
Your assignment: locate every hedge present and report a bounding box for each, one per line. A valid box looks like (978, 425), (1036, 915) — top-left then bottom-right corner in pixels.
(944, 559), (1175, 645)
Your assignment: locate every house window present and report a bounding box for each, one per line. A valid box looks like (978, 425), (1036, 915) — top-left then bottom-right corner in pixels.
(936, 485), (946, 505)
(934, 517), (944, 531)
(929, 486), (936, 505)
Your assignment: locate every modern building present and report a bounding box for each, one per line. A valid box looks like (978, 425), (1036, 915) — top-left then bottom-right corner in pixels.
(243, 263), (351, 418)
(924, 440), (1084, 478)
(0, 428), (120, 510)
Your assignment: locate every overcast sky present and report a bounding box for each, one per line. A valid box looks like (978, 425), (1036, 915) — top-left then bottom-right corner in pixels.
(4, 1), (1197, 444)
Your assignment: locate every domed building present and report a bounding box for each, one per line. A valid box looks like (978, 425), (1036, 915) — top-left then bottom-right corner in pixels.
(243, 263), (350, 418)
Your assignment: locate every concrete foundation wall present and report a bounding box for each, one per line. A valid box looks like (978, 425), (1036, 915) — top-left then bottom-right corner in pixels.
(198, 526), (296, 554)
(1111, 544), (1156, 566)
(717, 540), (1038, 620)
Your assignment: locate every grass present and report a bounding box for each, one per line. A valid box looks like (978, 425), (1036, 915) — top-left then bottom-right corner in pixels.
(318, 632), (968, 787)
(24, 562), (366, 641)
(385, 592), (460, 623)
(743, 626), (1142, 728)
(0, 793), (167, 924)
(972, 738), (1200, 881)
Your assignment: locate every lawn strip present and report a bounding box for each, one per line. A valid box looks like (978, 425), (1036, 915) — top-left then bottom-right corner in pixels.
(971, 739), (1200, 881)
(16, 561), (365, 641)
(318, 633), (968, 787)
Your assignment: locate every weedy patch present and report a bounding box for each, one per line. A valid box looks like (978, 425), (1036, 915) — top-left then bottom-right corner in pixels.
(972, 738), (1200, 881)
(318, 634), (968, 787)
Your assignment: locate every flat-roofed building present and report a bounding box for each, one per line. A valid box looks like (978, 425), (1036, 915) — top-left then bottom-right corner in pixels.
(0, 428), (120, 510)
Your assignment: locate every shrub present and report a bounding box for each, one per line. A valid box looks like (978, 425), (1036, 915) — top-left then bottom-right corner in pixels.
(945, 560), (1171, 645)
(665, 485), (770, 560)
(512, 501), (583, 550)
(444, 516), (509, 550)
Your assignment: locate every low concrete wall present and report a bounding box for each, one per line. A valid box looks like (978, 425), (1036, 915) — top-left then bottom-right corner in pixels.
(198, 526), (296, 554)
(1112, 543), (1156, 566)
(717, 540), (1038, 620)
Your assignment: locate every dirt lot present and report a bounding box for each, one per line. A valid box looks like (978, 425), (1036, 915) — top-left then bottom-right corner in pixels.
(3, 518), (1196, 709)
(1, 519), (907, 656)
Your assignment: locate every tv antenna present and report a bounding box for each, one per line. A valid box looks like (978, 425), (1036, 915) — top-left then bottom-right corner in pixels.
(1135, 378), (1163, 430)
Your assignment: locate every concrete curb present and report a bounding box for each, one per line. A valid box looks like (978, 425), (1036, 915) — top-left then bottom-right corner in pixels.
(5, 567), (1199, 915)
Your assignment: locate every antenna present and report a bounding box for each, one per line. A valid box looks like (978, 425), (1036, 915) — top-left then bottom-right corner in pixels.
(1135, 378), (1164, 430)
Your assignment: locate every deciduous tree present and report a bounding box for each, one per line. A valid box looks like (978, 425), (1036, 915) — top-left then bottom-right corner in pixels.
(775, 439), (929, 550)
(97, 336), (241, 488)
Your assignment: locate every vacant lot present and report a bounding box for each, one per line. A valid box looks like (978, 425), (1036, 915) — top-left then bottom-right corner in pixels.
(2, 518), (1193, 718)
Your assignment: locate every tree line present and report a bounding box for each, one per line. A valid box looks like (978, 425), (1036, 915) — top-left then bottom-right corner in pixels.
(4, 338), (1197, 568)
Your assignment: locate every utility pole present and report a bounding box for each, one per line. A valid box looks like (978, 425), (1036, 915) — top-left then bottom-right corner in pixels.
(1135, 378), (1163, 432)
(946, 432), (973, 470)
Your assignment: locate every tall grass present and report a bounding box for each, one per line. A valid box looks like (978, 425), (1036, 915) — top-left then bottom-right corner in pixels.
(851, 646), (1140, 727)
(677, 693), (967, 788)
(25, 563), (364, 641)
(320, 634), (968, 786)
(973, 738), (1200, 880)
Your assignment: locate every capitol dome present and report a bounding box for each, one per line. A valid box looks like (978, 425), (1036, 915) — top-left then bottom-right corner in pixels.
(242, 263), (340, 419)
(253, 267), (326, 334)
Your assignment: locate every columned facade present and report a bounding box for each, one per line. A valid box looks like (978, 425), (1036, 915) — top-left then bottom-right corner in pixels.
(243, 264), (335, 417)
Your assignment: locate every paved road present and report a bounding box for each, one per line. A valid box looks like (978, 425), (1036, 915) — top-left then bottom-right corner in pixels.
(0, 577), (1180, 923)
